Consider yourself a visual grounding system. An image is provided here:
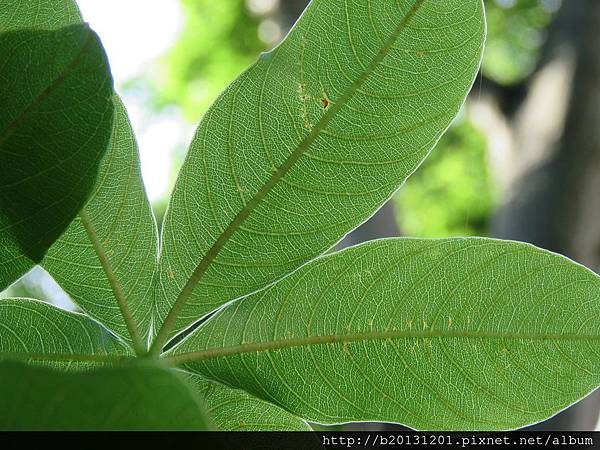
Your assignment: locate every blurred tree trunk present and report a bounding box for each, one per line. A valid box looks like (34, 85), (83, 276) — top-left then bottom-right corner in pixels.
(340, 202), (401, 247)
(489, 0), (600, 430)
(277, 0), (310, 29)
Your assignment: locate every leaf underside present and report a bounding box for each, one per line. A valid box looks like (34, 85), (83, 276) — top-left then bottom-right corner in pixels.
(173, 238), (600, 431)
(185, 372), (311, 431)
(0, 0), (81, 32)
(43, 97), (158, 347)
(0, 298), (128, 368)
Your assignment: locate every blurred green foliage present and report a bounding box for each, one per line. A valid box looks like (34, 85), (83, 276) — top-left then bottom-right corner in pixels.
(395, 119), (495, 237)
(149, 0), (558, 238)
(156, 0), (265, 122)
(483, 0), (557, 85)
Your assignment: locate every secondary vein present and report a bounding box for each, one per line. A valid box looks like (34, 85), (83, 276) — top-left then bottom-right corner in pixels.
(150, 0), (427, 355)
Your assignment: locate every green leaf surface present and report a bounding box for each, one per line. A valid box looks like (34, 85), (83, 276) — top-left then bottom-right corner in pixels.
(0, 0), (82, 32)
(0, 361), (211, 430)
(185, 372), (311, 431)
(0, 298), (128, 368)
(171, 238), (600, 431)
(43, 97), (158, 350)
(154, 0), (486, 343)
(0, 23), (114, 289)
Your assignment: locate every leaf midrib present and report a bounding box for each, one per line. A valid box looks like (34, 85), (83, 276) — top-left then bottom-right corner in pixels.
(168, 327), (600, 365)
(151, 0), (428, 353)
(7, 324), (589, 366)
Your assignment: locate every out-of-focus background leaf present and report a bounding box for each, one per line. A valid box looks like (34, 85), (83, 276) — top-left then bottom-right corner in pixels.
(483, 0), (558, 85)
(395, 119), (494, 238)
(0, 361), (211, 430)
(154, 0), (264, 122)
(3, 0), (599, 431)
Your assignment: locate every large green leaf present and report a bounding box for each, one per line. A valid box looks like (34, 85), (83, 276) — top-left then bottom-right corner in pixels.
(0, 361), (211, 430)
(43, 97), (158, 350)
(0, 22), (114, 289)
(153, 0), (486, 344)
(171, 238), (600, 431)
(185, 372), (311, 431)
(0, 298), (128, 368)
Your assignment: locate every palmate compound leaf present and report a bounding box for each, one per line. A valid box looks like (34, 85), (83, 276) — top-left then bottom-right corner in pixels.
(0, 361), (211, 430)
(153, 0), (486, 346)
(184, 372), (311, 431)
(169, 238), (600, 431)
(0, 298), (128, 368)
(42, 97), (159, 351)
(0, 23), (114, 289)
